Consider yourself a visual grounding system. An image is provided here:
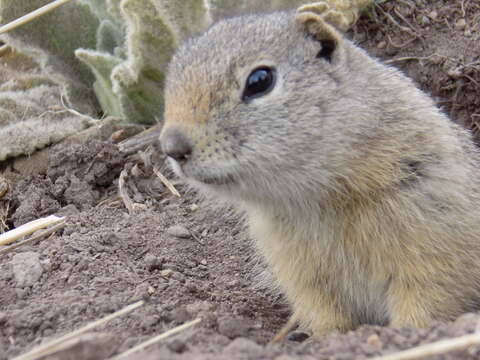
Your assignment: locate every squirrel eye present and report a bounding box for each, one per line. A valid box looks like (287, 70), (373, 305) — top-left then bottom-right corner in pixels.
(242, 67), (276, 102)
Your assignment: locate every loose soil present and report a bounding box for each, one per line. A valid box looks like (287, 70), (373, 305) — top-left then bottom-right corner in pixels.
(1, 1), (480, 359)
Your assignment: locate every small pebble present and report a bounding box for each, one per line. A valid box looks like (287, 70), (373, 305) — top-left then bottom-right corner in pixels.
(11, 252), (43, 288)
(167, 225), (191, 239)
(167, 339), (187, 353)
(428, 10), (438, 20)
(455, 18), (467, 30)
(420, 15), (430, 25)
(144, 253), (162, 271)
(447, 67), (462, 79)
(190, 204), (199, 212)
(160, 269), (174, 278)
(367, 334), (382, 349)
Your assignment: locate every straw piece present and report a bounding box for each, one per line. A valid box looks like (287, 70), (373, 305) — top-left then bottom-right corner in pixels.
(13, 300), (145, 360)
(153, 167), (181, 198)
(111, 318), (201, 359)
(0, 215), (65, 246)
(0, 0), (74, 35)
(0, 220), (66, 255)
(372, 332), (480, 360)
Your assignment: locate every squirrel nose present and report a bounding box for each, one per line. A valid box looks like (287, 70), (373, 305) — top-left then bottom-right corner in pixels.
(160, 128), (193, 163)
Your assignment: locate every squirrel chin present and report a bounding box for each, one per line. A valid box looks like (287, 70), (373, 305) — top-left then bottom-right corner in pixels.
(167, 157), (236, 187)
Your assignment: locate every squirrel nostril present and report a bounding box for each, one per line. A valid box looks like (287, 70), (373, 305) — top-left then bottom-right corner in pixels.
(160, 128), (193, 163)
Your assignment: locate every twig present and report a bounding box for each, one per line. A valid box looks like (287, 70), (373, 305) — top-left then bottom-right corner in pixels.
(372, 332), (480, 360)
(13, 300), (145, 360)
(377, 5), (417, 38)
(0, 220), (66, 256)
(153, 167), (181, 197)
(110, 318), (202, 360)
(461, 0), (467, 18)
(393, 7), (421, 38)
(0, 0), (74, 35)
(0, 215), (65, 246)
(59, 95), (97, 122)
(386, 34), (417, 49)
(118, 169), (135, 213)
(384, 54), (438, 64)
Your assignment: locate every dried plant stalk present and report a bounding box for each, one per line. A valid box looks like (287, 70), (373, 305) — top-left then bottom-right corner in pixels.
(111, 318), (201, 359)
(0, 215), (65, 246)
(13, 300), (145, 360)
(0, 0), (74, 34)
(373, 332), (480, 360)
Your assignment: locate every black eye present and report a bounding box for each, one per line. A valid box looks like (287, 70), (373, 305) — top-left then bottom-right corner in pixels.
(242, 67), (276, 102)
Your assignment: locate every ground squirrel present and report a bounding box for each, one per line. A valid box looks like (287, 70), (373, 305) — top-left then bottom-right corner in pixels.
(159, 3), (480, 338)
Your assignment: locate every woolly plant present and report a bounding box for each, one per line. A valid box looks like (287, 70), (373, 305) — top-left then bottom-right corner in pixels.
(0, 48), (93, 161)
(0, 0), (373, 153)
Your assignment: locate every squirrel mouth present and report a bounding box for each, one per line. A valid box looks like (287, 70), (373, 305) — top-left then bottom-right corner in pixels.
(194, 173), (236, 186)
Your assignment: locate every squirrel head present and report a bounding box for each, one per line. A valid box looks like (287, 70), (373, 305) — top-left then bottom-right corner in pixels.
(159, 8), (425, 208)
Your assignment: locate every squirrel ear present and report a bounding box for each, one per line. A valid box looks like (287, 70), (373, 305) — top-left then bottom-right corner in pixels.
(295, 3), (345, 62)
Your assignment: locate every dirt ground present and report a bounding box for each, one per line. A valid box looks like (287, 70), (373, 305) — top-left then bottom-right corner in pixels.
(1, 1), (480, 359)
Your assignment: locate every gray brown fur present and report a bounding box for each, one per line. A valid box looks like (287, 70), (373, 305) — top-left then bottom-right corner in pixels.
(160, 7), (480, 337)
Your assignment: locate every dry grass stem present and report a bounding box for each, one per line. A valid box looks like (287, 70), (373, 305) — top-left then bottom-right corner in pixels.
(153, 167), (181, 197)
(0, 215), (65, 247)
(118, 169), (135, 213)
(0, 220), (66, 256)
(0, 0), (74, 35)
(13, 300), (145, 360)
(110, 318), (202, 360)
(372, 332), (480, 360)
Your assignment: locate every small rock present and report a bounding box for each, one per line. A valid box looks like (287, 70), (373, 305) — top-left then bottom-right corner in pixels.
(167, 225), (191, 239)
(11, 252), (43, 287)
(200, 259), (207, 266)
(160, 269), (174, 278)
(223, 337), (263, 355)
(367, 334), (382, 350)
(428, 10), (438, 20)
(167, 339), (187, 353)
(170, 307), (191, 323)
(447, 67), (462, 79)
(144, 253), (162, 271)
(377, 40), (386, 49)
(218, 316), (251, 339)
(190, 204), (199, 212)
(420, 15), (430, 25)
(455, 18), (467, 30)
